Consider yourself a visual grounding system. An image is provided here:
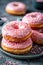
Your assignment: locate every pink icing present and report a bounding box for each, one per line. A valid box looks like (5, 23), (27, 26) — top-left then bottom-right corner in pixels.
(2, 38), (32, 49)
(22, 12), (43, 24)
(6, 2), (26, 12)
(31, 30), (43, 43)
(2, 21), (31, 38)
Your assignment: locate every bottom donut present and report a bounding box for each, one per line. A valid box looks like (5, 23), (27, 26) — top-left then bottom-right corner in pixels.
(1, 38), (32, 54)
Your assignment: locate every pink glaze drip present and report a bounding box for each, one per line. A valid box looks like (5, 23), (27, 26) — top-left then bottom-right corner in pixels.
(6, 2), (26, 12)
(22, 12), (43, 24)
(2, 21), (31, 38)
(2, 38), (32, 49)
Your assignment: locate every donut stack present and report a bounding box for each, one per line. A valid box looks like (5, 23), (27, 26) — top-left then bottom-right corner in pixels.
(22, 12), (43, 44)
(1, 12), (43, 55)
(1, 21), (32, 54)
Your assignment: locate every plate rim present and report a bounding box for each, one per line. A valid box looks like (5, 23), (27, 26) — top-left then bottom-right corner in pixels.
(0, 47), (43, 59)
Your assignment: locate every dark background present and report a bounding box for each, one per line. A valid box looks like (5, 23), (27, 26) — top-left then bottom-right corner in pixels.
(0, 0), (43, 65)
(0, 0), (43, 21)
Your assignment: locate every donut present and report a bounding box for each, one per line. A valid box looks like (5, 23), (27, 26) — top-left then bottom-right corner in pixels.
(1, 38), (32, 54)
(31, 29), (43, 44)
(2, 21), (32, 42)
(5, 2), (26, 15)
(22, 12), (43, 29)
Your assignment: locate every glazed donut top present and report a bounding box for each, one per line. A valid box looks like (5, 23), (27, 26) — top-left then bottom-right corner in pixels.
(2, 38), (32, 49)
(22, 12), (43, 24)
(2, 21), (31, 38)
(6, 2), (26, 12)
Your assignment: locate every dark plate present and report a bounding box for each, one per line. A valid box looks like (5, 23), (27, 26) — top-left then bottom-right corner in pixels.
(0, 47), (43, 59)
(0, 20), (43, 59)
(0, 34), (43, 59)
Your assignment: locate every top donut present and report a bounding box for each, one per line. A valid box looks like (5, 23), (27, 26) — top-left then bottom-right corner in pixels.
(2, 21), (32, 43)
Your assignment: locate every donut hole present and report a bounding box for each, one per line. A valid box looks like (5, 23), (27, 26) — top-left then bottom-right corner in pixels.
(13, 4), (18, 6)
(13, 24), (19, 29)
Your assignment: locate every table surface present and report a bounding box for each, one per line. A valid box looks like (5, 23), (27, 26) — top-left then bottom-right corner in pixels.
(0, 0), (43, 65)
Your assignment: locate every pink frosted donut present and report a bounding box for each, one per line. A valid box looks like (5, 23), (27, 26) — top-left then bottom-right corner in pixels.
(1, 38), (32, 54)
(22, 12), (43, 29)
(31, 30), (43, 44)
(5, 2), (26, 15)
(2, 21), (32, 42)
